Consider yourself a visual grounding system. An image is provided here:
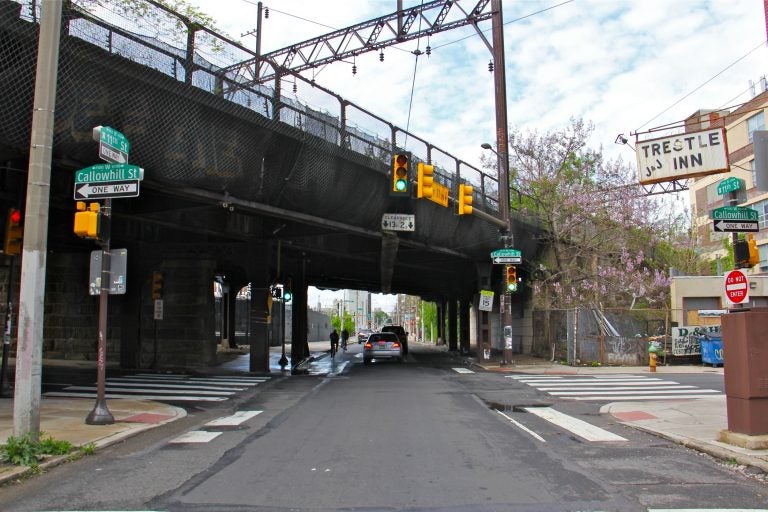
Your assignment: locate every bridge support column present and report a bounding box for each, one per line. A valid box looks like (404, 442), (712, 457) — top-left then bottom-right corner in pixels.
(248, 286), (270, 373)
(246, 249), (272, 373)
(437, 302), (445, 346)
(459, 298), (471, 355)
(448, 299), (458, 352)
(290, 275), (309, 369)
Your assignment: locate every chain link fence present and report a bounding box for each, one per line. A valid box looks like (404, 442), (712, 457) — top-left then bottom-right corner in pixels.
(530, 308), (719, 366)
(3, 0), (502, 221)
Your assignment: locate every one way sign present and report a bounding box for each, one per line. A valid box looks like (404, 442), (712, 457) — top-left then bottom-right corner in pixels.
(74, 180), (140, 200)
(713, 219), (759, 232)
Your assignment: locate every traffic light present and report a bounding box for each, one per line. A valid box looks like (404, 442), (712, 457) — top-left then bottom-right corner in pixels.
(505, 265), (517, 292)
(73, 202), (100, 239)
(417, 162), (434, 199)
(3, 208), (22, 256)
(748, 234), (760, 267)
(151, 271), (164, 300)
(734, 239), (750, 268)
(458, 183), (473, 215)
(392, 153), (409, 194)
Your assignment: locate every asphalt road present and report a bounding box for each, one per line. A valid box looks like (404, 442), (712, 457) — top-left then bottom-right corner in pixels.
(0, 345), (764, 512)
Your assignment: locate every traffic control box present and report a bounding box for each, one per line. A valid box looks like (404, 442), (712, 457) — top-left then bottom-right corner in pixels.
(720, 308), (768, 436)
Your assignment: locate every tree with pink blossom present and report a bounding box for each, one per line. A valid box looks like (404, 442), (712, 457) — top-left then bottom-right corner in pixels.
(497, 118), (692, 310)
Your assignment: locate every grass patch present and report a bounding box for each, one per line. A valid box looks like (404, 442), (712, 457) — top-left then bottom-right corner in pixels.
(0, 432), (74, 467)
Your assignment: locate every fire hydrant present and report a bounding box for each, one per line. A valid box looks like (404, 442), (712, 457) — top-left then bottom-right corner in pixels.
(648, 344), (658, 373)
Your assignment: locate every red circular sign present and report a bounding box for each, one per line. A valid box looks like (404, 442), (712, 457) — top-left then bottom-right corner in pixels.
(725, 269), (749, 304)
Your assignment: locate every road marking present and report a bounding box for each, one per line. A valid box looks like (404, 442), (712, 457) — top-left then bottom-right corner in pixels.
(508, 375), (724, 401)
(523, 407), (627, 442)
(496, 410), (546, 442)
(452, 368), (475, 374)
(43, 391), (227, 401)
(205, 410), (263, 427)
(169, 431), (222, 444)
(58, 386), (237, 397)
(44, 374), (269, 403)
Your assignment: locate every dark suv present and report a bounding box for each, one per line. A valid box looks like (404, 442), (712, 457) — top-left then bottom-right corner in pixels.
(381, 325), (408, 355)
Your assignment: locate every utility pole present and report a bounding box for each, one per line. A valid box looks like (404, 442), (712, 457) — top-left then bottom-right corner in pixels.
(14, 0), (63, 440)
(490, 0), (514, 364)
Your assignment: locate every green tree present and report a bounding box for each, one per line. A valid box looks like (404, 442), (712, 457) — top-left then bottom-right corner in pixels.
(502, 118), (684, 309)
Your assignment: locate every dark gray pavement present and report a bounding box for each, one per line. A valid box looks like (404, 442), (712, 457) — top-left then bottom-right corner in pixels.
(1, 341), (766, 485)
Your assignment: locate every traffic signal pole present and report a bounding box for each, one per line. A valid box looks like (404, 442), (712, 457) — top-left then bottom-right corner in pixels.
(490, 0), (515, 364)
(86, 198), (114, 425)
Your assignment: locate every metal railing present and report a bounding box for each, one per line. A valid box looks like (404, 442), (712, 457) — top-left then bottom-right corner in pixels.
(15, 0), (505, 216)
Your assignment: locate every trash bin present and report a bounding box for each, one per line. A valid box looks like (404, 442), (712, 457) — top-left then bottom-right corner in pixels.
(700, 336), (723, 367)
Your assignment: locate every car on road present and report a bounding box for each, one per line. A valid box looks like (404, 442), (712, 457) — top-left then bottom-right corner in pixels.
(363, 332), (403, 364)
(381, 325), (408, 355)
(357, 329), (373, 344)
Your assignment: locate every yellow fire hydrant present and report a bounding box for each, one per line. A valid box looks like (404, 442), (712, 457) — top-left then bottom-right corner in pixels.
(648, 344), (658, 373)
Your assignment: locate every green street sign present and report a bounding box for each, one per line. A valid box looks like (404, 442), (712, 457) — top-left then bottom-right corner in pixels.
(74, 163), (144, 184)
(710, 205), (758, 221)
(93, 125), (130, 164)
(491, 248), (521, 258)
(716, 177), (744, 195)
(491, 248), (522, 264)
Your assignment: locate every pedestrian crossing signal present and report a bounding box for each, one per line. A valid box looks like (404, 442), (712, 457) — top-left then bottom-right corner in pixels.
(151, 271), (164, 300)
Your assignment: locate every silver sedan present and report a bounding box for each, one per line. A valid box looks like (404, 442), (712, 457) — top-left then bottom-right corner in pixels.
(363, 332), (403, 364)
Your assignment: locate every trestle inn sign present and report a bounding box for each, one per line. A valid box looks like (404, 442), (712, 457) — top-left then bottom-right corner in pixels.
(636, 127), (729, 185)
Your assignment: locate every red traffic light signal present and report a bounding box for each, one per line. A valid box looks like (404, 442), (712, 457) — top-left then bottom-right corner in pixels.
(3, 208), (22, 256)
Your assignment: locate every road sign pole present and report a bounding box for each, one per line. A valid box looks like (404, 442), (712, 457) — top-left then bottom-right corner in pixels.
(86, 198), (114, 425)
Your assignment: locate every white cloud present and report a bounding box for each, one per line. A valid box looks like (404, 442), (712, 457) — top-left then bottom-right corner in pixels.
(192, 0), (767, 170)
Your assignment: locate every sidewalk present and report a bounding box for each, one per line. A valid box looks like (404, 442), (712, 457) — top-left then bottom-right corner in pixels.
(0, 341), (330, 484)
(0, 347), (766, 485)
(467, 352), (768, 473)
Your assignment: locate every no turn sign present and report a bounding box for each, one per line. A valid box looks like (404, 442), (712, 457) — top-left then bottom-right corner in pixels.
(725, 269), (749, 304)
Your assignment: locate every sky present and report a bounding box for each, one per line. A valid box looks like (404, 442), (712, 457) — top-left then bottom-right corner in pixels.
(183, 0), (768, 307)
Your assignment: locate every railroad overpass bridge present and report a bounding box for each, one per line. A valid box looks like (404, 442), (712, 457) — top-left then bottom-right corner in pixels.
(0, 1), (543, 371)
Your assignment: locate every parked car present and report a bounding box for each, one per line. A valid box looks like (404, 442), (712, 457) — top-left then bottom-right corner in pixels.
(357, 329), (373, 344)
(381, 325), (408, 355)
(363, 332), (403, 364)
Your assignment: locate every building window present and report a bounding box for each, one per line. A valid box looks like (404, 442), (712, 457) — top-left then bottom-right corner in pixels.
(748, 111), (765, 143)
(751, 159), (757, 188)
(760, 244), (768, 272)
(754, 199), (768, 230)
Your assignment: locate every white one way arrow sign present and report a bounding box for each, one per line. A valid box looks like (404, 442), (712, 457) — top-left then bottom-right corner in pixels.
(74, 180), (140, 200)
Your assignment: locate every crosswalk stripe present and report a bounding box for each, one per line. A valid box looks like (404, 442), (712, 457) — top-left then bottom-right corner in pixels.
(44, 373), (269, 403)
(550, 389), (721, 396)
(169, 431), (222, 444)
(452, 368), (475, 374)
(523, 407), (627, 442)
(60, 386), (236, 396)
(205, 410), (263, 427)
(539, 385), (696, 391)
(42, 391), (227, 401)
(567, 394), (723, 401)
(105, 380), (247, 391)
(509, 374), (724, 401)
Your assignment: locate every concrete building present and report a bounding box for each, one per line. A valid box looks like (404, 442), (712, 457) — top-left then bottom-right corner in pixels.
(688, 84), (768, 269)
